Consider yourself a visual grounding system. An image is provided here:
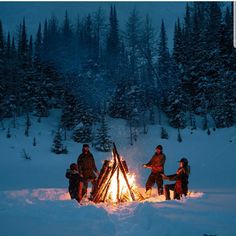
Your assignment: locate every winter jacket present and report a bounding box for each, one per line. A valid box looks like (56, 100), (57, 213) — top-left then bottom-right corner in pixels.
(77, 151), (98, 179)
(145, 152), (166, 173)
(166, 165), (190, 195)
(65, 169), (80, 199)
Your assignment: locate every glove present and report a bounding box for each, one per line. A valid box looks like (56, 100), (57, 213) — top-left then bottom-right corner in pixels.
(161, 174), (168, 180)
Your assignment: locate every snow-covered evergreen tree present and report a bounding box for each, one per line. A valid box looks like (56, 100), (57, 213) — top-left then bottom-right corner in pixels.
(109, 82), (130, 119)
(0, 3), (235, 132)
(51, 129), (67, 154)
(94, 114), (112, 152)
(73, 123), (93, 143)
(61, 92), (79, 130)
(161, 127), (168, 139)
(166, 86), (186, 129)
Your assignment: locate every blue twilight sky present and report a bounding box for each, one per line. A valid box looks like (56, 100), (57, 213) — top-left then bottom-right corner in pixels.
(0, 1), (187, 49)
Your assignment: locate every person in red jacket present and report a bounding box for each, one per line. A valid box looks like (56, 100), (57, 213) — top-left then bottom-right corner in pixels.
(162, 157), (190, 200)
(143, 145), (166, 196)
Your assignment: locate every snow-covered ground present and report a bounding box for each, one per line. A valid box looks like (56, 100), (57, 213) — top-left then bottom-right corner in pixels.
(0, 109), (235, 236)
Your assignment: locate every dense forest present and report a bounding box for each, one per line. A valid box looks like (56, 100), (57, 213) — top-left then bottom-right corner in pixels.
(0, 2), (235, 151)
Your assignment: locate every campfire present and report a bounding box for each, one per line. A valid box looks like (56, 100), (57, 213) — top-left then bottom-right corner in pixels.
(92, 143), (144, 204)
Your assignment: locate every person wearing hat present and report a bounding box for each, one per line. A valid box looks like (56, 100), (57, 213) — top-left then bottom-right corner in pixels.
(65, 163), (83, 203)
(162, 157), (190, 200)
(143, 145), (166, 197)
(77, 144), (99, 200)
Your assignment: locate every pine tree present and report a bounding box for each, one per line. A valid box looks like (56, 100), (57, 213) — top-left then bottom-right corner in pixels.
(18, 17), (28, 70)
(106, 5), (120, 84)
(73, 123), (93, 143)
(62, 11), (73, 45)
(0, 21), (5, 88)
(213, 8), (235, 128)
(157, 20), (171, 92)
(126, 8), (142, 84)
(61, 11), (74, 70)
(6, 32), (10, 59)
(140, 14), (156, 108)
(73, 102), (95, 143)
(203, 114), (208, 130)
(51, 129), (67, 154)
(182, 2), (192, 71)
(6, 127), (11, 138)
(161, 127), (168, 139)
(42, 19), (49, 60)
(207, 128), (211, 135)
(34, 23), (42, 69)
(28, 35), (33, 67)
(108, 82), (130, 119)
(93, 7), (105, 61)
(79, 14), (94, 64)
(107, 5), (119, 56)
(60, 92), (79, 130)
(166, 86), (186, 129)
(94, 114), (112, 152)
(149, 106), (155, 125)
(24, 113), (31, 137)
(34, 93), (49, 118)
(173, 18), (184, 65)
(177, 128), (182, 142)
(47, 15), (59, 62)
(206, 2), (222, 51)
(33, 137), (36, 146)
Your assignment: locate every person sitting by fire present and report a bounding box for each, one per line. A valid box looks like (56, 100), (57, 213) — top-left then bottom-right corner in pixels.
(143, 145), (166, 197)
(77, 144), (99, 200)
(65, 163), (83, 203)
(161, 157), (190, 200)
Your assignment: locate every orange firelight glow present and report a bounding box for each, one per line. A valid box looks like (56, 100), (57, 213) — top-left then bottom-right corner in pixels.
(103, 154), (139, 203)
(107, 169), (136, 202)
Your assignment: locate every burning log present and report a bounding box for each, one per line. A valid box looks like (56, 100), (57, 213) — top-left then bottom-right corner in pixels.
(113, 143), (135, 201)
(92, 143), (144, 204)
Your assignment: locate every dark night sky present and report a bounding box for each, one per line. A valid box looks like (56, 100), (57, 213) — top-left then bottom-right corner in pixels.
(0, 1), (186, 49)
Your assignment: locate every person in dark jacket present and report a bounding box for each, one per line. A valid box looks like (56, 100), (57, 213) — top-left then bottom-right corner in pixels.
(77, 144), (99, 199)
(162, 157), (190, 200)
(143, 145), (166, 196)
(65, 163), (83, 203)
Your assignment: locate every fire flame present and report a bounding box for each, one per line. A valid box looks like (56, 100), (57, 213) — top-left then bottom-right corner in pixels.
(107, 170), (136, 203)
(104, 154), (139, 203)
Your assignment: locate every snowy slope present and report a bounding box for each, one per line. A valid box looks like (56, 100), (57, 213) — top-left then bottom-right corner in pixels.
(0, 109), (235, 236)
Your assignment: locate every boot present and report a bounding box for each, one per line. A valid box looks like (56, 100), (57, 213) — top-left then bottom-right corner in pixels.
(164, 186), (170, 200)
(158, 187), (163, 196)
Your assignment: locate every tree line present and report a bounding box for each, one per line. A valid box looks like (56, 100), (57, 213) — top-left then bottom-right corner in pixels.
(0, 2), (235, 151)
